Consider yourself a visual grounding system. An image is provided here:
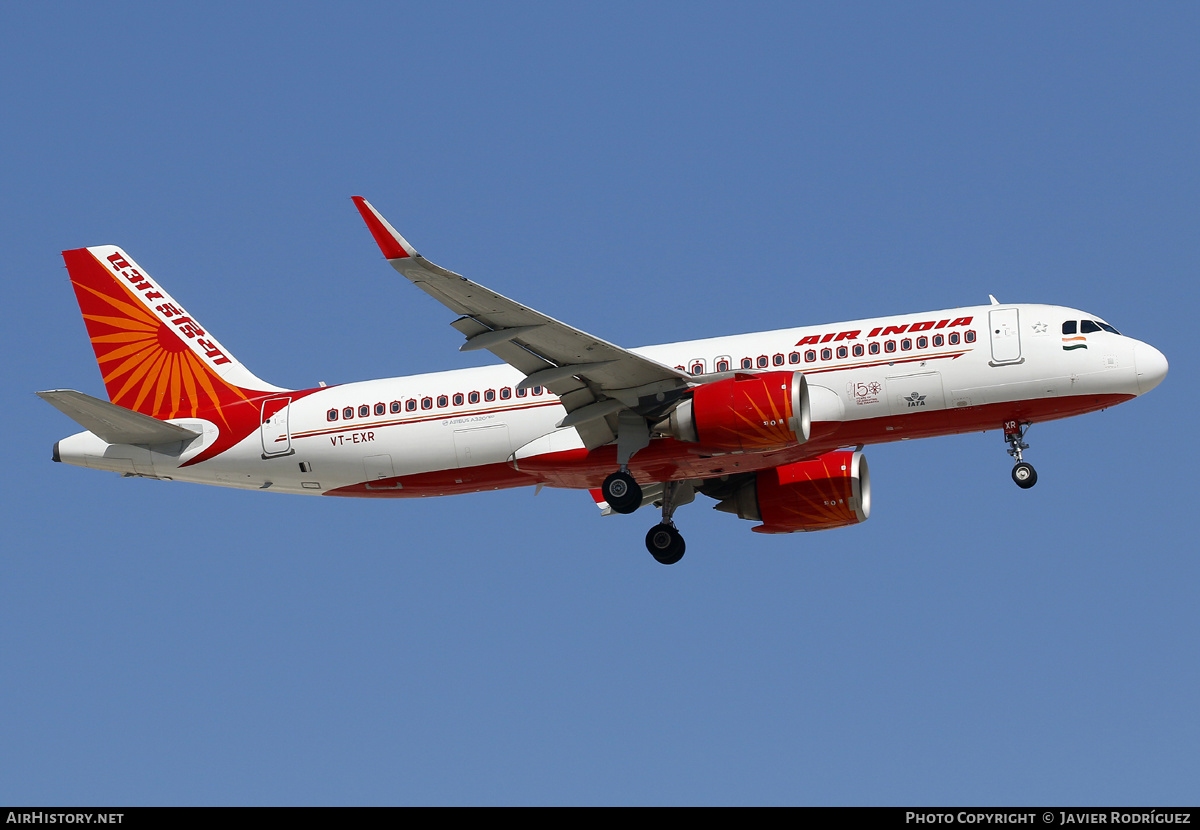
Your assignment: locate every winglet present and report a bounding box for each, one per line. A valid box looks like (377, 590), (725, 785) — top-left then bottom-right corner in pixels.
(352, 196), (415, 260)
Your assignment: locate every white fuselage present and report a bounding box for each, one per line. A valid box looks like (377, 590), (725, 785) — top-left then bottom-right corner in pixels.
(54, 302), (1166, 496)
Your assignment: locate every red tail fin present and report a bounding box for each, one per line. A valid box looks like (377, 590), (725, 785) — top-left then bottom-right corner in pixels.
(63, 246), (285, 425)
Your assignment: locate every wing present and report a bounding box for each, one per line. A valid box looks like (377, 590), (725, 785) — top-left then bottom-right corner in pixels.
(353, 197), (692, 449)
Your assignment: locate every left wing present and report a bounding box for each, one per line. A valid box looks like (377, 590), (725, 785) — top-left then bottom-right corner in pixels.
(353, 196), (693, 449)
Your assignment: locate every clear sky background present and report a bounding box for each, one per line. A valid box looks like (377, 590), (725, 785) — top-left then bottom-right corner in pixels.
(1, 3), (1196, 806)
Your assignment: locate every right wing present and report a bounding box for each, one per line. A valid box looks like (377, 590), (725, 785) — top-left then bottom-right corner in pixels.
(353, 197), (694, 449)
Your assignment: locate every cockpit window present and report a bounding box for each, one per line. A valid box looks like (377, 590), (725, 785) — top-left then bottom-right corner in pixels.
(1062, 321), (1077, 335)
(1097, 321), (1120, 334)
(1080, 320), (1102, 334)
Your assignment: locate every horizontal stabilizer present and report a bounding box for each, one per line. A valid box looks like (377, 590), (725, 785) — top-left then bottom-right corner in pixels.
(37, 389), (201, 445)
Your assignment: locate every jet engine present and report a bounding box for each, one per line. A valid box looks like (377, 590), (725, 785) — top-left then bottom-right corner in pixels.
(658, 371), (811, 452)
(714, 450), (870, 534)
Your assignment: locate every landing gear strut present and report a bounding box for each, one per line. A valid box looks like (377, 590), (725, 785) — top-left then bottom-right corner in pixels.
(1003, 420), (1037, 489)
(644, 480), (693, 565)
(603, 412), (650, 514)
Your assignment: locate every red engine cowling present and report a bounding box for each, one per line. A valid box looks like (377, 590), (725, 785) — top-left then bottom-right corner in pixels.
(715, 451), (871, 534)
(659, 371), (811, 452)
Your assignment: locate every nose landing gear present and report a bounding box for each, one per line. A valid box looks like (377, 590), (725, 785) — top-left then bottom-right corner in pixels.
(1003, 420), (1037, 489)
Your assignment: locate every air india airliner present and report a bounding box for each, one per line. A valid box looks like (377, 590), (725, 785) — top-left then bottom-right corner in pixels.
(40, 197), (1169, 564)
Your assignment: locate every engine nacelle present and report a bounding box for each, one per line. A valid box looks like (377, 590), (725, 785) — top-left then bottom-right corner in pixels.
(659, 371), (811, 452)
(715, 451), (870, 534)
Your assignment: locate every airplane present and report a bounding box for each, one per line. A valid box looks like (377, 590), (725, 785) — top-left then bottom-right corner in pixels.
(40, 197), (1169, 564)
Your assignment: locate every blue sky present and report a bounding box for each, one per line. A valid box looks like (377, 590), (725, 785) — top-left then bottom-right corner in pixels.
(2, 3), (1196, 805)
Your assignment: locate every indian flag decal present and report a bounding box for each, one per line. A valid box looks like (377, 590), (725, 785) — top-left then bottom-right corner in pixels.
(1062, 336), (1088, 351)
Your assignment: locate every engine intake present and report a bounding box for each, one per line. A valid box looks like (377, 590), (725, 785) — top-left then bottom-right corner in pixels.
(658, 371), (811, 453)
(715, 451), (871, 534)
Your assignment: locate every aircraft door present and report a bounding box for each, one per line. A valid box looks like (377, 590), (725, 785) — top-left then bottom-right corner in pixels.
(260, 396), (293, 457)
(989, 308), (1023, 364)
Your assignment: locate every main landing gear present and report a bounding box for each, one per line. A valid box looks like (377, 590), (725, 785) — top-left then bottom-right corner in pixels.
(645, 481), (693, 565)
(1003, 420), (1037, 489)
(601, 470), (693, 565)
(646, 524), (685, 565)
(604, 411), (694, 564)
(602, 470), (642, 514)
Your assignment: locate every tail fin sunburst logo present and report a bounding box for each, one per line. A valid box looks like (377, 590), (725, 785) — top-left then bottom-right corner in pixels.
(64, 247), (273, 427)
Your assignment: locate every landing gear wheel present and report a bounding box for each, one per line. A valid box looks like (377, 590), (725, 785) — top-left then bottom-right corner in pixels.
(1012, 462), (1037, 489)
(645, 523), (686, 565)
(602, 471), (643, 514)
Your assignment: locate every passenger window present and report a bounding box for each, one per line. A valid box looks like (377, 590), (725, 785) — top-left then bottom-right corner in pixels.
(933, 335), (944, 347)
(405, 400), (417, 412)
(421, 397), (432, 410)
(741, 358), (753, 369)
(869, 342), (880, 355)
(390, 401), (401, 414)
(901, 339), (912, 351)
(805, 350), (816, 363)
(327, 409), (338, 421)
(949, 332), (960, 345)
(375, 403), (385, 416)
(343, 407), (354, 419)
(885, 341), (897, 353)
(716, 359), (730, 372)
(691, 364), (704, 376)
(469, 391), (480, 404)
(437, 395), (448, 408)
(820, 348), (832, 361)
(757, 356), (769, 368)
(453, 393), (464, 406)
(517, 387), (528, 398)
(532, 386), (543, 396)
(965, 331), (976, 343)
(485, 389), (495, 402)
(1062, 320), (1077, 335)
(836, 346), (848, 359)
(773, 354), (784, 366)
(788, 352), (800, 364)
(852, 344), (864, 357)
(500, 387), (512, 400)
(917, 336), (928, 349)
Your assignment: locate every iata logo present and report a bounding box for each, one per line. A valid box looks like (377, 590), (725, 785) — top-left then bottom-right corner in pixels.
(903, 391), (927, 408)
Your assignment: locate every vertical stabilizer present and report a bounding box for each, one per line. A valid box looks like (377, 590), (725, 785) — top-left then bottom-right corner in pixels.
(63, 246), (286, 423)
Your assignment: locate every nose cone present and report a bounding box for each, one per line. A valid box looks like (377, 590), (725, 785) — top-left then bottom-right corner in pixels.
(1133, 341), (1168, 395)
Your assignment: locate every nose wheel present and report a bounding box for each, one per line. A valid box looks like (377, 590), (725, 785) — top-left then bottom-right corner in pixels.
(1011, 461), (1037, 489)
(1003, 420), (1037, 489)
